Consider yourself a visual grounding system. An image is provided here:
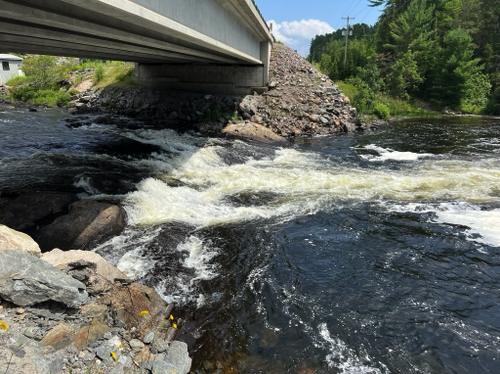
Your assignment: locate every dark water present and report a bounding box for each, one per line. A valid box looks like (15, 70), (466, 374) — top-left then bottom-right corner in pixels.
(1, 105), (500, 373)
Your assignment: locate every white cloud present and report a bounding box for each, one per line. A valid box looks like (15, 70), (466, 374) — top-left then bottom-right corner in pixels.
(267, 19), (334, 57)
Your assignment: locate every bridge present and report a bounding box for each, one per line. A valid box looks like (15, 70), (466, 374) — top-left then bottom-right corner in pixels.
(0, 0), (274, 94)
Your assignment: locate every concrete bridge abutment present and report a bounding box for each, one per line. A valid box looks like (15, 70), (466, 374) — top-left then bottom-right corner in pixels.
(134, 40), (272, 95)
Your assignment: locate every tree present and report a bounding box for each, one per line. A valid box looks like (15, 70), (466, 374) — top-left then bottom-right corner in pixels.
(429, 28), (487, 108)
(21, 55), (66, 90)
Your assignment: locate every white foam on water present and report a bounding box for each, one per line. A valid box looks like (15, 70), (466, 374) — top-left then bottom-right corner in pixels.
(93, 226), (164, 280)
(116, 246), (156, 280)
(124, 142), (500, 229)
(121, 128), (202, 154)
(154, 235), (218, 305)
(387, 202), (500, 248)
(73, 175), (102, 195)
(358, 144), (433, 162)
(433, 205), (500, 247)
(316, 323), (387, 373)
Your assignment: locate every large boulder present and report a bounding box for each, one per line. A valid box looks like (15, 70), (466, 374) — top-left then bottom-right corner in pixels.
(34, 200), (126, 251)
(0, 191), (78, 231)
(0, 224), (41, 256)
(222, 122), (289, 146)
(41, 248), (129, 295)
(0, 249), (88, 307)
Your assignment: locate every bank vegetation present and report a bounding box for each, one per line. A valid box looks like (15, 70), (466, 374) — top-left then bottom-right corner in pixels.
(308, 0), (500, 118)
(3, 55), (134, 107)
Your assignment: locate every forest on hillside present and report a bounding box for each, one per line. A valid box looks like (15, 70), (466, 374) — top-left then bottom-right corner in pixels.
(308, 0), (500, 117)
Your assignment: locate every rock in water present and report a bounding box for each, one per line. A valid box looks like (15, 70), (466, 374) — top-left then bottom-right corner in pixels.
(0, 249), (88, 307)
(222, 122), (289, 146)
(34, 200), (126, 251)
(0, 192), (78, 231)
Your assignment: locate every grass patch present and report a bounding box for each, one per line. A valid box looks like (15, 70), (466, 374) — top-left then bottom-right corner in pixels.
(336, 81), (357, 101)
(5, 75), (28, 86)
(92, 61), (136, 88)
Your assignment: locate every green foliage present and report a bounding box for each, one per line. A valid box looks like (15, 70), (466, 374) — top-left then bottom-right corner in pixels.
(336, 81), (357, 100)
(373, 102), (390, 119)
(460, 72), (491, 113)
(21, 55), (65, 90)
(310, 0), (500, 114)
(484, 87), (500, 115)
(93, 65), (105, 84)
(10, 85), (71, 106)
(8, 55), (74, 106)
(386, 50), (424, 99)
(5, 75), (28, 86)
(114, 65), (134, 82)
(347, 77), (376, 114)
(7, 55), (135, 106)
(427, 28), (485, 108)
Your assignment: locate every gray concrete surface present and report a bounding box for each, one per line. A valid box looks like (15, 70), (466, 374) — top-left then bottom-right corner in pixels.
(0, 0), (274, 93)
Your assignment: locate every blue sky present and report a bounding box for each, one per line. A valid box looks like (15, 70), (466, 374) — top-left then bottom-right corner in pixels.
(254, 0), (383, 56)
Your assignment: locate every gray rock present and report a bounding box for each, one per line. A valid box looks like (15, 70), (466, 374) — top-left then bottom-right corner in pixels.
(108, 364), (125, 374)
(319, 116), (329, 125)
(163, 341), (192, 374)
(118, 355), (133, 368)
(96, 346), (112, 361)
(151, 337), (169, 354)
(342, 122), (357, 132)
(0, 250), (88, 307)
(152, 360), (179, 374)
(143, 331), (155, 344)
(129, 339), (145, 350)
(23, 327), (44, 340)
(139, 360), (154, 370)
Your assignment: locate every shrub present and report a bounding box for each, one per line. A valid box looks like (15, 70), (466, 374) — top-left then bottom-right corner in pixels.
(21, 55), (65, 90)
(5, 75), (28, 86)
(373, 102), (390, 119)
(10, 86), (71, 106)
(10, 85), (38, 102)
(94, 65), (105, 83)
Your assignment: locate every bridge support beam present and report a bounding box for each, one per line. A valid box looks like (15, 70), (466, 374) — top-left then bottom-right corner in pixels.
(134, 40), (272, 95)
(134, 63), (267, 95)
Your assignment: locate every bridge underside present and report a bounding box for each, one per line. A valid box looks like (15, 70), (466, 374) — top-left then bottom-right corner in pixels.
(0, 0), (272, 94)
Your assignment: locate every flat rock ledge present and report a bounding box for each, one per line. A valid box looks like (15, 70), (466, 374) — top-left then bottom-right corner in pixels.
(0, 233), (191, 374)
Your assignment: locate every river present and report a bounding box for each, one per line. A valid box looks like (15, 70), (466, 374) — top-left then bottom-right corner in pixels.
(1, 104), (500, 373)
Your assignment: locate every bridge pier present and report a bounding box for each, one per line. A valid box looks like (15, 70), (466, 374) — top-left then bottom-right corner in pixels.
(134, 41), (272, 95)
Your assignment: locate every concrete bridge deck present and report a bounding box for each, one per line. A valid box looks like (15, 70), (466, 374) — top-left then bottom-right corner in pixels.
(0, 0), (274, 94)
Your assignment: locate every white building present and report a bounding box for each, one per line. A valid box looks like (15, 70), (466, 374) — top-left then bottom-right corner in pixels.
(0, 54), (23, 84)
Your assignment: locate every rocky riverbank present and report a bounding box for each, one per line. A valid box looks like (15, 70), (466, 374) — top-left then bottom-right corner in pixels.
(66, 43), (386, 144)
(0, 223), (191, 374)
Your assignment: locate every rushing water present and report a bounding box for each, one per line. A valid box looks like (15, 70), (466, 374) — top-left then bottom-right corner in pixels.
(2, 104), (500, 373)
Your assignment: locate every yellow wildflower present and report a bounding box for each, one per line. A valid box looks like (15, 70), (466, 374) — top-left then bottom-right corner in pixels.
(169, 314), (174, 320)
(140, 310), (149, 316)
(110, 351), (117, 360)
(0, 321), (8, 331)
(117, 342), (123, 349)
(172, 323), (177, 329)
